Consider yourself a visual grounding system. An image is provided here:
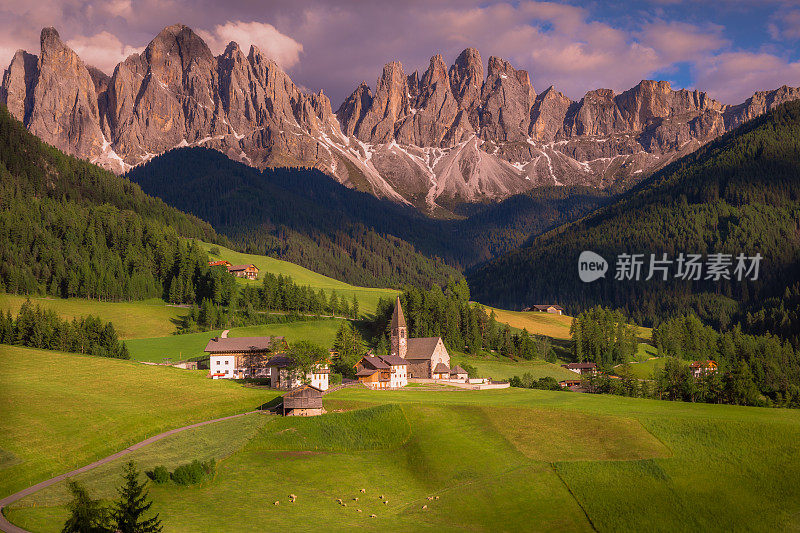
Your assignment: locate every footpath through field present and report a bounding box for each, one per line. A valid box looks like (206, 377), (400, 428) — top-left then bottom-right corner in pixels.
(0, 411), (261, 533)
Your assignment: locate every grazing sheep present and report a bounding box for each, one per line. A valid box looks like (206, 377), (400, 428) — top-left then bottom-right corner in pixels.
(342, 503), (347, 507)
(357, 509), (362, 513)
(383, 500), (389, 505)
(353, 497), (359, 501)
(422, 505), (428, 510)
(370, 514), (377, 518)
(274, 501), (280, 506)
(435, 496), (439, 500)
(379, 495), (384, 499)
(336, 498), (342, 504)
(427, 496), (434, 500)
(360, 488), (366, 493)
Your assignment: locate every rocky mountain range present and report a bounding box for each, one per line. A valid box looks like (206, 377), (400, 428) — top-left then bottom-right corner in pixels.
(3, 24), (800, 212)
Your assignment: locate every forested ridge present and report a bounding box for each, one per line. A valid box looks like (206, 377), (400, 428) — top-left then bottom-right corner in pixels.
(469, 100), (800, 338)
(0, 105), (229, 302)
(125, 147), (607, 286)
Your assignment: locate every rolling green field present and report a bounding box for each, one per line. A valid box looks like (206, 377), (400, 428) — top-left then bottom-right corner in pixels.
(452, 354), (578, 381)
(0, 294), (188, 339)
(197, 241), (399, 316)
(0, 345), (275, 500)
(620, 356), (668, 379)
(5, 369), (800, 532)
(126, 319), (345, 362)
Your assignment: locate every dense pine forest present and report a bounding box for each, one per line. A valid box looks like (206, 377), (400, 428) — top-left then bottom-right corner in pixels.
(469, 100), (800, 339)
(125, 147), (607, 285)
(0, 106), (232, 302)
(369, 282), (555, 361)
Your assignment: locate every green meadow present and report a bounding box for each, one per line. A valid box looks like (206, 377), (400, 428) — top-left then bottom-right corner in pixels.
(125, 319), (345, 362)
(452, 353), (578, 381)
(197, 241), (399, 316)
(0, 346), (274, 500)
(4, 347), (800, 532)
(0, 294), (188, 339)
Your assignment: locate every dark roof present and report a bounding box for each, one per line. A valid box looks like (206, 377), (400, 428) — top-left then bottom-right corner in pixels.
(433, 362), (450, 374)
(360, 356), (390, 370)
(405, 337), (442, 360)
(562, 362), (597, 369)
(204, 336), (284, 354)
(228, 264), (258, 272)
(378, 354), (408, 366)
(531, 304), (563, 311)
(450, 365), (468, 375)
(282, 385), (323, 409)
(356, 368), (378, 377)
(391, 296), (407, 329)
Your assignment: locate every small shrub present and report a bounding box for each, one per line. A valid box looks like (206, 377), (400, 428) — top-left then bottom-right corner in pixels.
(171, 459), (215, 485)
(209, 246), (221, 256)
(146, 465), (170, 484)
(330, 373), (343, 385)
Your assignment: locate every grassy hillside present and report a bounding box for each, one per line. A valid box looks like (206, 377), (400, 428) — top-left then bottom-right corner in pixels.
(452, 353), (578, 381)
(0, 294), (188, 339)
(126, 319), (345, 362)
(0, 346), (275, 499)
(198, 241), (398, 316)
(468, 100), (800, 332)
(6, 379), (800, 531)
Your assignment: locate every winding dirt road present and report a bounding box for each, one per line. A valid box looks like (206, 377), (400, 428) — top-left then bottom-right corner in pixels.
(0, 411), (259, 533)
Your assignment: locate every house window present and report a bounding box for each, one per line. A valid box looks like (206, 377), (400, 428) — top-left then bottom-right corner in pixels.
(225, 370), (229, 375)
(225, 360), (229, 365)
(216, 360), (220, 365)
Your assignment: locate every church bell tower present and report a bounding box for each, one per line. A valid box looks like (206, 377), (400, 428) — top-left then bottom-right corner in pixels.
(390, 297), (407, 358)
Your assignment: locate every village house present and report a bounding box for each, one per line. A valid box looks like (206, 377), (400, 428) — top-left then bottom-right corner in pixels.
(205, 336), (286, 379)
(355, 354), (408, 389)
(524, 304), (564, 315)
(690, 360), (718, 379)
(281, 385), (325, 416)
(265, 353), (330, 391)
(208, 260), (232, 268)
(561, 362), (598, 375)
(227, 264), (259, 280)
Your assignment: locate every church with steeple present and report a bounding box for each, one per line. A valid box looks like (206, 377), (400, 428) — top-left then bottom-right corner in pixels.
(390, 296), (451, 379)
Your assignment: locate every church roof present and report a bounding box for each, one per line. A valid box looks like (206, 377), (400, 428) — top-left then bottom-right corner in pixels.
(391, 296), (407, 329)
(405, 337), (442, 360)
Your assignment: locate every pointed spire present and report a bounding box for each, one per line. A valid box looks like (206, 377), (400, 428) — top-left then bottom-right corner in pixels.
(391, 296), (406, 329)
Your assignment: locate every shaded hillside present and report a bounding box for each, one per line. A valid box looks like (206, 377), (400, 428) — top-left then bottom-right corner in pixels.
(468, 101), (800, 335)
(0, 104), (227, 302)
(125, 147), (607, 285)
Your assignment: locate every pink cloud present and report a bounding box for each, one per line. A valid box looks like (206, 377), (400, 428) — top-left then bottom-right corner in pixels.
(66, 31), (143, 73)
(197, 21), (303, 69)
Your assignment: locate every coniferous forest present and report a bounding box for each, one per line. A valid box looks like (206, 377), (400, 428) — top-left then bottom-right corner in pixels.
(469, 100), (800, 339)
(0, 106), (229, 302)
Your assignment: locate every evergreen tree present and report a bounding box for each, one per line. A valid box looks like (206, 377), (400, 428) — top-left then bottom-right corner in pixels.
(110, 461), (162, 533)
(62, 479), (110, 533)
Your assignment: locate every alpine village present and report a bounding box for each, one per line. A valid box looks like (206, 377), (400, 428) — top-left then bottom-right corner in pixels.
(2, 5), (800, 533)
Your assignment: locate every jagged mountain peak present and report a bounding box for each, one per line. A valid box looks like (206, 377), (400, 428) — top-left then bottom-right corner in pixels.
(3, 25), (800, 214)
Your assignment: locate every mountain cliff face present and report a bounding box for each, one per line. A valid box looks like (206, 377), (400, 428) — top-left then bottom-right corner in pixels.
(3, 25), (800, 212)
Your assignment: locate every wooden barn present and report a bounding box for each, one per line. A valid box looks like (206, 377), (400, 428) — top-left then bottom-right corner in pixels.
(282, 385), (325, 416)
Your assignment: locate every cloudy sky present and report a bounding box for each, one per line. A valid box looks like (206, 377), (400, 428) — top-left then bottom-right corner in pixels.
(1, 0), (799, 106)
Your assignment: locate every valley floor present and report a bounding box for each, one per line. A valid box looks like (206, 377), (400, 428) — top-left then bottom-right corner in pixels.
(2, 346), (799, 532)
